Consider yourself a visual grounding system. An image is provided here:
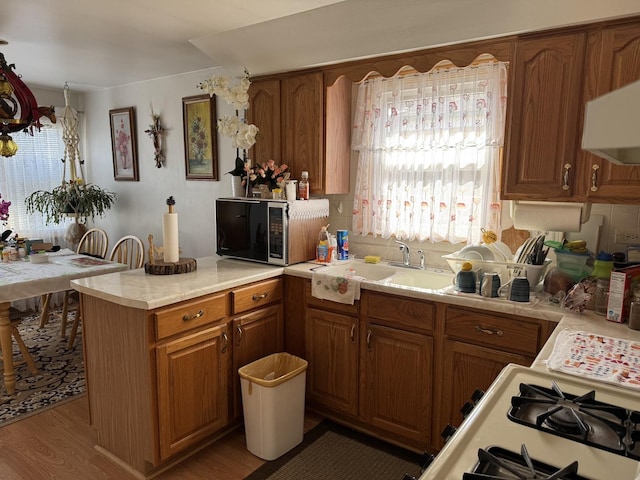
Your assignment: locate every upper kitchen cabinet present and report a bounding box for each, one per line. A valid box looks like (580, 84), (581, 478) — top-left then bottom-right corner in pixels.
(579, 21), (640, 203)
(501, 32), (587, 200)
(248, 71), (351, 195)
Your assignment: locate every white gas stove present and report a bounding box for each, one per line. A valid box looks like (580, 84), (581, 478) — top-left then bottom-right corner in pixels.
(421, 364), (640, 479)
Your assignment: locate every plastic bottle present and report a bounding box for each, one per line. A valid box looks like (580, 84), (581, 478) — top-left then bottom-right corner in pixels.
(298, 171), (310, 200)
(592, 251), (614, 279)
(316, 225), (330, 263)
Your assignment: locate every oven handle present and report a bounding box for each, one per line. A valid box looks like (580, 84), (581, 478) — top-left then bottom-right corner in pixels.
(475, 325), (503, 336)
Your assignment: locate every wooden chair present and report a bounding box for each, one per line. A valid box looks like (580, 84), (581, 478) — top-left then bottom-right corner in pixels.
(67, 235), (144, 349)
(41, 228), (110, 333)
(0, 308), (39, 375)
(109, 235), (145, 269)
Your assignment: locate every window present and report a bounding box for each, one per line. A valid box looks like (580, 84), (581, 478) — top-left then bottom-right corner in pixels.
(0, 118), (71, 244)
(351, 60), (508, 244)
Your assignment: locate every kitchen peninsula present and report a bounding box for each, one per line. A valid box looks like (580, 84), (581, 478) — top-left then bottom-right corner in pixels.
(72, 256), (639, 478)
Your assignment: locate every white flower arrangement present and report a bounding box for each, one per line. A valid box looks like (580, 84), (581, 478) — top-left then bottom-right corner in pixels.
(199, 69), (258, 149)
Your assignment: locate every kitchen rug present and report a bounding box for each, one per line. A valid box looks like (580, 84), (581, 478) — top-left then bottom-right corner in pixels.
(0, 310), (85, 427)
(244, 420), (425, 480)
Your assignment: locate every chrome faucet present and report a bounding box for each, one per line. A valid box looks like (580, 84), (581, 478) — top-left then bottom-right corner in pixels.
(395, 240), (410, 266)
(389, 241), (425, 270)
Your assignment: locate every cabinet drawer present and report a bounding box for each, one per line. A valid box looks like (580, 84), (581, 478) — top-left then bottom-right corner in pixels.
(445, 306), (540, 355)
(155, 293), (227, 340)
(364, 292), (434, 333)
(232, 278), (283, 315)
(305, 282), (359, 316)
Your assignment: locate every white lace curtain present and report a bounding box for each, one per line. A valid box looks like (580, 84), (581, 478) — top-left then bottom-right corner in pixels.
(351, 60), (508, 244)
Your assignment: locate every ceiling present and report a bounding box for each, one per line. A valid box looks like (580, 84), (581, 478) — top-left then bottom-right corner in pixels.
(2, 0), (640, 92)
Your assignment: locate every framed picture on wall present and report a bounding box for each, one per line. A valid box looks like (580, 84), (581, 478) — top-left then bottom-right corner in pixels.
(109, 107), (139, 181)
(182, 94), (218, 181)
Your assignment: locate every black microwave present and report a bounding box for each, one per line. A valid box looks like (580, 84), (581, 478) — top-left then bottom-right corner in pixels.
(215, 198), (292, 266)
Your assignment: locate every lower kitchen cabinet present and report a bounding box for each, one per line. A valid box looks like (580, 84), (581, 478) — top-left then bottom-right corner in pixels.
(434, 305), (554, 450)
(232, 303), (284, 418)
(156, 323), (230, 460)
(81, 277), (284, 477)
(305, 307), (359, 417)
(303, 283), (434, 451)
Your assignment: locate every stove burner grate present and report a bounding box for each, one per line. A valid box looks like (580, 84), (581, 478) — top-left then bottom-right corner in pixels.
(463, 444), (591, 480)
(508, 381), (634, 457)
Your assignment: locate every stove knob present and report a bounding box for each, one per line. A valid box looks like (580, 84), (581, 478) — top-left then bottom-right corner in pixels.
(471, 388), (485, 404)
(460, 401), (474, 418)
(421, 452), (435, 469)
(441, 424), (457, 442)
(402, 475), (416, 480)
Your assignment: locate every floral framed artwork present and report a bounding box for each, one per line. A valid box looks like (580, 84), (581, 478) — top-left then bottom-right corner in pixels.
(182, 94), (218, 181)
(109, 107), (139, 181)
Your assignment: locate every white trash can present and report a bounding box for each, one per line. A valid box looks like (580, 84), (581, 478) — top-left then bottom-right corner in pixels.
(239, 352), (308, 460)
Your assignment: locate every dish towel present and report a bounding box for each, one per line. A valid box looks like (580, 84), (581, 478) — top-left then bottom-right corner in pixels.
(311, 271), (364, 305)
(546, 329), (640, 391)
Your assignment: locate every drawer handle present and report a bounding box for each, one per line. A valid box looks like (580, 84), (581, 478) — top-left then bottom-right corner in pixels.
(182, 310), (204, 321)
(222, 331), (228, 354)
(366, 329), (373, 350)
(475, 325), (503, 336)
(350, 324), (356, 343)
(252, 292), (269, 301)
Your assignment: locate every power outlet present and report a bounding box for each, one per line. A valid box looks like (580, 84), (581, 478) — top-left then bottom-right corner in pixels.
(615, 229), (640, 244)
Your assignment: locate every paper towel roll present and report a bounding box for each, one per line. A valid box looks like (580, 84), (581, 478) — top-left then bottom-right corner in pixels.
(162, 212), (179, 263)
(510, 201), (587, 232)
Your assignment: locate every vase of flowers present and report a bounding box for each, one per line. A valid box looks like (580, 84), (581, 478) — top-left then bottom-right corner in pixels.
(242, 159), (290, 194)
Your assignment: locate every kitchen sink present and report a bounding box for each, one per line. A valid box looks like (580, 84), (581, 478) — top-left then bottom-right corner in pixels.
(386, 268), (453, 289)
(318, 263), (397, 281)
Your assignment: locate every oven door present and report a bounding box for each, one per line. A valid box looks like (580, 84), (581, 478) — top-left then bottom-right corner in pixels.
(216, 199), (269, 263)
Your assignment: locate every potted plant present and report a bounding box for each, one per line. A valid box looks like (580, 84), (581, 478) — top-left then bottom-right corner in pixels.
(25, 179), (117, 246)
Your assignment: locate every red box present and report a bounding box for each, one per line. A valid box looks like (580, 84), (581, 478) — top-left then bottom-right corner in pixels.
(606, 265), (640, 323)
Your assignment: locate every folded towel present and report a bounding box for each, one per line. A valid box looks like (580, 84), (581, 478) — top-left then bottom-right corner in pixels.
(311, 271), (364, 305)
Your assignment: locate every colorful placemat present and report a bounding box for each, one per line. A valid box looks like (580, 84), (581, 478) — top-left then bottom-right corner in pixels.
(547, 329), (640, 390)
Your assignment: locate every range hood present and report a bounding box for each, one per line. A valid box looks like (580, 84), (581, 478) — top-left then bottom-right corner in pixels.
(582, 79), (640, 165)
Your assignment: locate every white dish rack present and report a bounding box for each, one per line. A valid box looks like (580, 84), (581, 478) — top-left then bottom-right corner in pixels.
(443, 253), (551, 285)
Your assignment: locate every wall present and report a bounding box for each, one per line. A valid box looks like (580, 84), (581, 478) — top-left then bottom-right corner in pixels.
(81, 67), (238, 259)
(71, 70), (638, 266)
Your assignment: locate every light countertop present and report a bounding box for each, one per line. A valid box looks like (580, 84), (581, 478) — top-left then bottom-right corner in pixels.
(71, 256), (283, 310)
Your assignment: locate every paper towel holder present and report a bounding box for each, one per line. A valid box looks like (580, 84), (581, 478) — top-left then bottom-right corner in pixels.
(509, 201), (591, 232)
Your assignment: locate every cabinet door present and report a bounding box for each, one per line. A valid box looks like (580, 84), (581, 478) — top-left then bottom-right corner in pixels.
(156, 324), (229, 461)
(232, 304), (284, 418)
(583, 23), (640, 202)
(361, 323), (432, 447)
(305, 307), (358, 416)
(436, 339), (529, 449)
(247, 79), (281, 166)
(502, 33), (586, 199)
(281, 72), (324, 194)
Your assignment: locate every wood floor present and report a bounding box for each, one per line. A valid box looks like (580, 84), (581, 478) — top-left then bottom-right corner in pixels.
(0, 395), (323, 480)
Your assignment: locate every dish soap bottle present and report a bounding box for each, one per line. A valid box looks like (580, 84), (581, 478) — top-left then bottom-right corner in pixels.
(316, 225), (330, 263)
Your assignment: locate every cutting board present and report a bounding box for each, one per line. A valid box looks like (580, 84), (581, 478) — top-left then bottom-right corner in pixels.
(565, 214), (604, 254)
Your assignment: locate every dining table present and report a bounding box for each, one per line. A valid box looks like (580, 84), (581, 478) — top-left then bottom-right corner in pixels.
(0, 250), (128, 394)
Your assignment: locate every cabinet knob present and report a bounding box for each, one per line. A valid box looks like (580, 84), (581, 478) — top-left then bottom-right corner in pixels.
(350, 324), (356, 343)
(236, 325), (243, 345)
(222, 331), (228, 353)
(182, 309), (204, 321)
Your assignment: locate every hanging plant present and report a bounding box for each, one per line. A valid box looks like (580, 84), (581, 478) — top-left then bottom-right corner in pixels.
(25, 180), (116, 226)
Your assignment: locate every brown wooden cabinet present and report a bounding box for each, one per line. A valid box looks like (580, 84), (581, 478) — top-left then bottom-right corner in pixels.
(502, 32), (587, 200)
(230, 278), (284, 419)
(305, 307), (359, 416)
(435, 305), (555, 450)
(248, 71), (351, 195)
(302, 284), (434, 450)
(81, 277), (285, 477)
(580, 21), (640, 202)
(156, 322), (230, 461)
